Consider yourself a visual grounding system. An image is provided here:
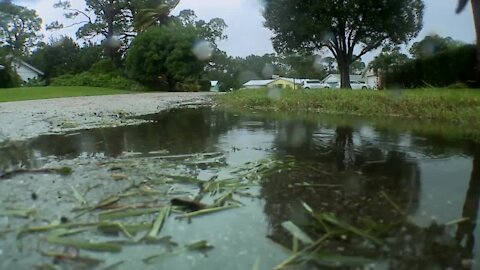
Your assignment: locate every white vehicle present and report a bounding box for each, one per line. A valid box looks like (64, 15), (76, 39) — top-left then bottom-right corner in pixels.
(329, 81), (369, 89)
(350, 81), (369, 90)
(302, 80), (329, 89)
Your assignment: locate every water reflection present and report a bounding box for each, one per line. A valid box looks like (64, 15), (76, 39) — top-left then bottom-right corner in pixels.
(456, 142), (480, 264)
(0, 108), (239, 171)
(0, 108), (478, 268)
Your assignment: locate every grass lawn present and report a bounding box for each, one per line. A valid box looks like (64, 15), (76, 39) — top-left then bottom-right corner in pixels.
(0, 86), (135, 102)
(217, 88), (480, 125)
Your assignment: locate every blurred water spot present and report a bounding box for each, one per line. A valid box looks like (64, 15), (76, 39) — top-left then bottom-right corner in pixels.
(262, 64), (274, 78)
(239, 70), (259, 84)
(313, 56), (324, 73)
(105, 36), (121, 49)
(192, 40), (214, 61)
(267, 87), (281, 101)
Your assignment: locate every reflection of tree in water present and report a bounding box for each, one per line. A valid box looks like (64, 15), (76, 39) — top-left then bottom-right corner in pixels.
(263, 124), (421, 256)
(0, 108), (238, 170)
(264, 122), (480, 269)
(456, 142), (480, 265)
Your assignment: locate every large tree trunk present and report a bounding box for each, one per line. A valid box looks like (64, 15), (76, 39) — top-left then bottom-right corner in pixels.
(336, 56), (352, 89)
(472, 0), (480, 87)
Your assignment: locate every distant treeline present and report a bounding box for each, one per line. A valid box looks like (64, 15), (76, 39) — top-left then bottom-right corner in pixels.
(385, 45), (476, 88)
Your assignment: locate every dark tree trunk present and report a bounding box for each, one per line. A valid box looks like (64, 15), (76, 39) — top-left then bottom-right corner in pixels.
(337, 55), (351, 89)
(472, 0), (480, 86)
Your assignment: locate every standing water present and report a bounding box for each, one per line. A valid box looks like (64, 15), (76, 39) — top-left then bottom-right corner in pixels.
(0, 107), (478, 270)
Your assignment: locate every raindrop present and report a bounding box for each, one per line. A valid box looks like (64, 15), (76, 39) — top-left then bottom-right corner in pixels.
(192, 40), (214, 61)
(238, 70), (259, 84)
(105, 36), (122, 49)
(313, 56), (324, 73)
(267, 87), (281, 101)
(262, 64), (274, 78)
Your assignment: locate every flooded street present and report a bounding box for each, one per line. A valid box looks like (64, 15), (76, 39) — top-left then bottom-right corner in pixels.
(0, 107), (479, 270)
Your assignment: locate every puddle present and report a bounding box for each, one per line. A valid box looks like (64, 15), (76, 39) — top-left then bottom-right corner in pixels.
(0, 107), (478, 269)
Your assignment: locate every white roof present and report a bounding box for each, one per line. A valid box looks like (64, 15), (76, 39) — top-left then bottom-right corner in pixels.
(13, 59), (44, 76)
(243, 79), (274, 87)
(210, 81), (219, 87)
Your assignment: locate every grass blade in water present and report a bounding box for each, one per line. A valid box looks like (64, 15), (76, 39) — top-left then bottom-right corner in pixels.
(147, 206), (170, 239)
(320, 214), (383, 246)
(0, 208), (36, 218)
(71, 185), (87, 206)
(281, 221), (313, 244)
(309, 253), (374, 267)
(99, 207), (164, 220)
(176, 205), (239, 219)
(47, 236), (122, 253)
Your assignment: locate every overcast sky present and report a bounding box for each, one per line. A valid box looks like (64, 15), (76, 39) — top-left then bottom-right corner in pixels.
(15, 0), (477, 63)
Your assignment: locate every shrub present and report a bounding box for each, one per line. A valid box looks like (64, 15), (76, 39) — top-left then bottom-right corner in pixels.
(176, 81), (200, 92)
(0, 62), (22, 88)
(50, 72), (148, 91)
(89, 59), (120, 75)
(385, 45), (476, 88)
(198, 80), (211, 92)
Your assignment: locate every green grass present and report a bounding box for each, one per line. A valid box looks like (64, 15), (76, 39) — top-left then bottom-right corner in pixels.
(217, 88), (480, 125)
(0, 86), (135, 102)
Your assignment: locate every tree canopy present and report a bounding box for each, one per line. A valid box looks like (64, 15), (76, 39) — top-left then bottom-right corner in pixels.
(126, 21), (223, 90)
(263, 0), (424, 88)
(0, 1), (42, 56)
(370, 46), (409, 75)
(409, 35), (464, 59)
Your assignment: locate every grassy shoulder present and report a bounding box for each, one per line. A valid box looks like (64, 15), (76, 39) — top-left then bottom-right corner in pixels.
(0, 86), (135, 102)
(216, 88), (480, 125)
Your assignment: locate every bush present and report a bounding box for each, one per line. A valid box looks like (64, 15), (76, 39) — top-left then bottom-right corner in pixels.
(385, 45), (476, 88)
(175, 81), (200, 92)
(50, 72), (148, 91)
(89, 59), (120, 75)
(24, 77), (46, 87)
(0, 62), (22, 88)
(198, 80), (211, 92)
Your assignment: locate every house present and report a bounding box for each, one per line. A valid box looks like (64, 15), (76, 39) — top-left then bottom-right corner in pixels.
(267, 77), (303, 89)
(210, 81), (220, 92)
(242, 79), (274, 89)
(361, 68), (379, 89)
(12, 59), (44, 82)
(242, 77), (303, 89)
(322, 74), (365, 85)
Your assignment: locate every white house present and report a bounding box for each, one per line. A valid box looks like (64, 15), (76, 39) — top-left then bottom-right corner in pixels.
(12, 59), (44, 82)
(361, 68), (379, 89)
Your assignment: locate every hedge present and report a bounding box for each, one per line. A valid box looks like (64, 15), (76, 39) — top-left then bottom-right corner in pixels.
(50, 72), (148, 91)
(385, 45), (476, 88)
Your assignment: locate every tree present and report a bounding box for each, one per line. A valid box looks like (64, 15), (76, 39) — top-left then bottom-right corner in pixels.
(134, 0), (179, 32)
(370, 46), (409, 74)
(263, 0), (424, 88)
(0, 1), (42, 56)
(280, 54), (327, 79)
(126, 23), (209, 90)
(27, 37), (82, 82)
(49, 0), (179, 59)
(409, 35), (464, 59)
(350, 57), (366, 75)
(370, 46), (409, 88)
(457, 0), (480, 86)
